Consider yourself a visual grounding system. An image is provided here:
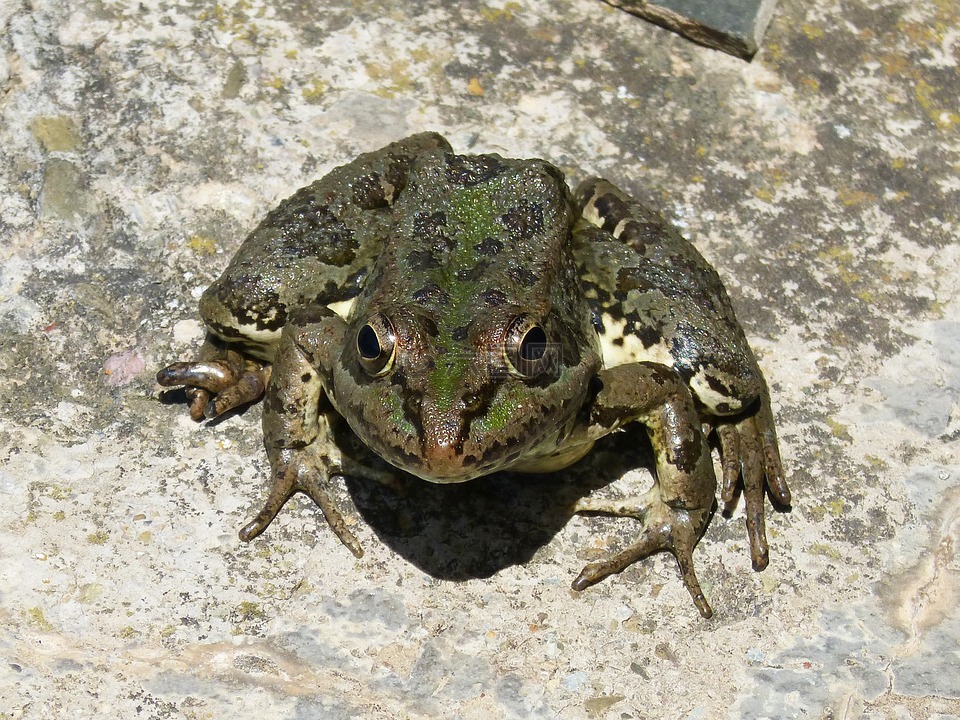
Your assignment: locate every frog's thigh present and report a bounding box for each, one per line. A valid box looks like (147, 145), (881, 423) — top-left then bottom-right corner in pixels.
(590, 362), (716, 509)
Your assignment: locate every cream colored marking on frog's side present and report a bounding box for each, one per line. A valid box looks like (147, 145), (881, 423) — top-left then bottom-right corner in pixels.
(581, 192), (605, 227)
(690, 369), (746, 414)
(612, 218), (632, 238)
(222, 307), (282, 346)
(598, 313), (674, 369)
(328, 297), (356, 319)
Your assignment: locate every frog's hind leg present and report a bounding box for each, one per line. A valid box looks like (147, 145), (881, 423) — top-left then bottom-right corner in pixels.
(157, 338), (270, 420)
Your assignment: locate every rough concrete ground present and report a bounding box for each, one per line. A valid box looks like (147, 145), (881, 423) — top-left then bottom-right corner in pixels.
(1, 0), (958, 718)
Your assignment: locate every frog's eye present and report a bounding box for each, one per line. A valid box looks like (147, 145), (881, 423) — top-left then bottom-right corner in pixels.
(357, 313), (397, 377)
(504, 315), (552, 378)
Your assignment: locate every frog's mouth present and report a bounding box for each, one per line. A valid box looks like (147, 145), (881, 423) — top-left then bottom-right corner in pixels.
(360, 366), (595, 484)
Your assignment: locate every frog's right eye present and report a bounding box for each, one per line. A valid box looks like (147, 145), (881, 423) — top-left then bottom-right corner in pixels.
(357, 314), (397, 377)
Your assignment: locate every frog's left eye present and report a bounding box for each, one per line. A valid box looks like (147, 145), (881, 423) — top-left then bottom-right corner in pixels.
(504, 315), (552, 378)
(357, 313), (397, 377)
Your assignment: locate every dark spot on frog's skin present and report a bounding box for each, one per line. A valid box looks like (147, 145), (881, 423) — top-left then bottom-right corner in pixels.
(615, 267), (656, 295)
(638, 325), (663, 349)
(351, 173), (390, 209)
(617, 220), (668, 255)
(590, 309), (605, 334)
(445, 153), (505, 186)
(508, 266), (538, 287)
(611, 336), (624, 347)
(412, 284), (450, 305)
(592, 192), (631, 233)
(413, 210), (447, 236)
(475, 237), (503, 256)
(500, 201), (544, 241)
(345, 267), (369, 293)
(421, 316), (440, 337)
(407, 249), (440, 270)
(705, 373), (731, 401)
(300, 373), (312, 383)
(451, 325), (469, 341)
(480, 289), (507, 307)
(673, 435), (705, 474)
(211, 278), (287, 332)
(456, 261), (490, 282)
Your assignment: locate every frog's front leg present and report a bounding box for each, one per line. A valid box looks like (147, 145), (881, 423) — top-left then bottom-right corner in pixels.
(237, 305), (393, 556)
(157, 339), (270, 420)
(573, 362), (717, 618)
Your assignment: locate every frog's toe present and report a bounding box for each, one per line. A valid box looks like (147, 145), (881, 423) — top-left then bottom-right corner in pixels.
(157, 351), (268, 419)
(240, 449), (364, 558)
(572, 491), (714, 618)
(715, 399), (790, 571)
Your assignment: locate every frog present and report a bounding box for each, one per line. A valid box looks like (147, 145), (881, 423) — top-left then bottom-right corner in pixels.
(157, 132), (790, 618)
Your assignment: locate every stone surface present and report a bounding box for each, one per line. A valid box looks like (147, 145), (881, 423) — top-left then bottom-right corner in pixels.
(602, 0), (780, 58)
(1, 0), (958, 718)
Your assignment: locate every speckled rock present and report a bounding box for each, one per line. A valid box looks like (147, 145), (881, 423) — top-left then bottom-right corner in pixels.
(1, 1), (958, 718)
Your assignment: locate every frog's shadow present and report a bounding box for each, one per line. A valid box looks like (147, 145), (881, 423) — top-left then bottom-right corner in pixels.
(342, 430), (654, 582)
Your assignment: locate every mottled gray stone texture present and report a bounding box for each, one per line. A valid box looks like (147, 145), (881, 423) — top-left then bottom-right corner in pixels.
(602, 0), (779, 57)
(1, 1), (958, 718)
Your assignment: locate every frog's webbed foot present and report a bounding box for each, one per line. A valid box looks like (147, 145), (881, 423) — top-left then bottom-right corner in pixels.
(238, 446), (399, 557)
(239, 449), (357, 557)
(157, 347), (269, 420)
(713, 387), (790, 571)
(573, 488), (715, 619)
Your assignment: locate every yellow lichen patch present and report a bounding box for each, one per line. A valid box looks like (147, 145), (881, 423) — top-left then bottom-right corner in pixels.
(466, 77), (484, 96)
(77, 583), (104, 604)
(366, 60), (415, 97)
(837, 188), (877, 206)
(26, 607), (54, 631)
(865, 455), (888, 469)
(818, 247), (859, 281)
(801, 76), (821, 93)
(826, 498), (847, 516)
(801, 23), (824, 40)
(301, 78), (326, 104)
(897, 21), (936, 46)
(30, 116), (82, 152)
(187, 234), (219, 255)
(47, 484), (73, 501)
(235, 601), (266, 622)
(764, 42), (784, 63)
(875, 52), (911, 77)
(915, 80), (960, 131)
(87, 530), (110, 545)
(480, 2), (521, 21)
(808, 542), (842, 560)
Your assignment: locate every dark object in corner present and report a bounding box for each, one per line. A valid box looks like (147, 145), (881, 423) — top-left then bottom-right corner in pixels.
(601, 0), (779, 59)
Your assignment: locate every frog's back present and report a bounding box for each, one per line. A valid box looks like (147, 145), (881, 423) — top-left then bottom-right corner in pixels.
(362, 149), (584, 331)
(197, 133), (453, 358)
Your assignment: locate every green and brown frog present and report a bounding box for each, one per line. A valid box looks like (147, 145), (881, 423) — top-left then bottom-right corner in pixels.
(158, 132), (790, 617)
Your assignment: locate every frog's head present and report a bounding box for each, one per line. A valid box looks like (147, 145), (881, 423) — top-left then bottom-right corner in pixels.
(329, 303), (601, 483)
